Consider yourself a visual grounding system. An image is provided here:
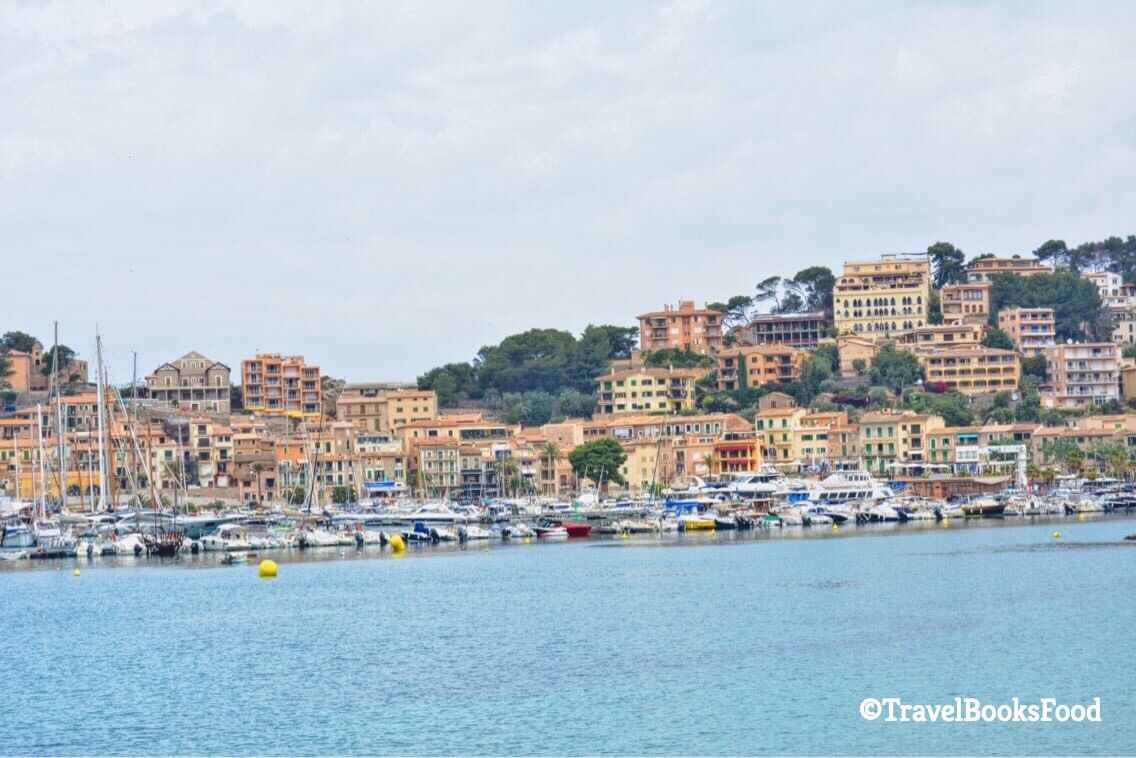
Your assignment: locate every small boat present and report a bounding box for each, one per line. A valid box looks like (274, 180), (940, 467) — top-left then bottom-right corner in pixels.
(535, 519), (591, 538)
(961, 498), (1006, 518)
(804, 511), (833, 526)
(759, 513), (781, 528)
(537, 526), (569, 540)
(677, 513), (716, 531)
(713, 514), (738, 530)
(500, 523), (534, 540)
(220, 553), (249, 565)
(201, 524), (253, 552)
(457, 525), (491, 542)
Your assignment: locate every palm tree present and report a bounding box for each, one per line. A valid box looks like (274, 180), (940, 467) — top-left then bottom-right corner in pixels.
(249, 462), (266, 505)
(539, 442), (561, 494)
(701, 451), (715, 475)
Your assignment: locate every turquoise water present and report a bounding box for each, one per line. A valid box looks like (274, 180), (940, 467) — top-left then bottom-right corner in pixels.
(2, 518), (1134, 756)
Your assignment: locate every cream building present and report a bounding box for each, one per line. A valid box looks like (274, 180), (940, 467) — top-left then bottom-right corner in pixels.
(1041, 342), (1121, 409)
(594, 366), (703, 416)
(918, 347), (1020, 396)
(833, 255), (931, 339)
(998, 308), (1056, 356)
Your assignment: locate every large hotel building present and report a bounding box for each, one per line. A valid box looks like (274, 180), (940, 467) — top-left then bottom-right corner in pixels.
(833, 255), (932, 339)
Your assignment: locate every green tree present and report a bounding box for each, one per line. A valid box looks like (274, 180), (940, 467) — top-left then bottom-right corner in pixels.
(0, 331), (38, 354)
(331, 485), (357, 504)
(1041, 438), (1084, 474)
(927, 241), (967, 287)
(642, 348), (713, 369)
(988, 270), (1104, 340)
(753, 276), (784, 311)
(851, 358), (866, 376)
(788, 266), (836, 313)
(0, 355), (12, 389)
(869, 344), (923, 392)
(40, 344), (76, 377)
(249, 462), (267, 504)
(1020, 355), (1047, 382)
(568, 438), (627, 488)
(707, 295), (755, 329)
(1123, 344), (1136, 360)
(927, 290), (943, 325)
(794, 353), (833, 404)
(287, 486), (307, 505)
(1033, 239), (1068, 268)
(981, 328), (1016, 350)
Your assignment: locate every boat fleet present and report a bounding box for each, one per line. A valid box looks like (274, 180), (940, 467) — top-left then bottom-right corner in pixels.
(2, 468), (1134, 563)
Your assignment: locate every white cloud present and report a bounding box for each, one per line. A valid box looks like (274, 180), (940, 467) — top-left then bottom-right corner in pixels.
(1, 1), (1134, 381)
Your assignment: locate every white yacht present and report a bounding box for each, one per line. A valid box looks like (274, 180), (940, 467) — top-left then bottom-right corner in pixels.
(201, 524), (253, 552)
(807, 470), (892, 504)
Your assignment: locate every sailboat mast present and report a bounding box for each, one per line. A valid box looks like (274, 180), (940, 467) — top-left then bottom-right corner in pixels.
(95, 334), (109, 511)
(36, 403), (47, 517)
(52, 321), (67, 509)
(13, 436), (20, 503)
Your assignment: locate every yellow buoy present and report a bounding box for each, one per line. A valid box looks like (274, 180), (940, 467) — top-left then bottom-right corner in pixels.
(621, 532), (629, 540)
(258, 559), (278, 579)
(482, 546), (490, 553)
(523, 537), (531, 545)
(389, 534), (405, 553)
(942, 518), (950, 527)
(1078, 513), (1086, 522)
(832, 524), (839, 533)
(1052, 531), (1061, 539)
(72, 568), (81, 577)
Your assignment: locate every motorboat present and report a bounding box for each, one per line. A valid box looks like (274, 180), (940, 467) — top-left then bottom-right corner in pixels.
(960, 498), (1006, 518)
(677, 513), (716, 531)
(1, 518), (35, 550)
(863, 504), (900, 522)
(108, 532), (147, 555)
(299, 529), (341, 549)
(803, 509), (833, 526)
(758, 512), (781, 528)
(457, 525), (491, 542)
(536, 519), (591, 537)
(1068, 497), (1105, 514)
(536, 525), (568, 540)
(713, 514), (738, 530)
(500, 523), (534, 540)
(201, 524), (253, 552)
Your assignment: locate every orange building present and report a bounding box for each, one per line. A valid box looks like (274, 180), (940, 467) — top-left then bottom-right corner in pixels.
(637, 301), (723, 354)
(716, 345), (808, 390)
(241, 354), (321, 419)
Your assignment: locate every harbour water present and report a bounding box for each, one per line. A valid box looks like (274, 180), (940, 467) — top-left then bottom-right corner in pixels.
(2, 517), (1134, 756)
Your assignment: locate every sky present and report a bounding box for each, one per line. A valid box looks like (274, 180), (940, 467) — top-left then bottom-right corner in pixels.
(3, 1), (1135, 384)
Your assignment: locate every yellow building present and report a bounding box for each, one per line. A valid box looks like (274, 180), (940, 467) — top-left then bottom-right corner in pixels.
(940, 281), (991, 324)
(336, 385), (437, 432)
(594, 366), (703, 416)
(715, 345), (808, 390)
(918, 347), (1020, 396)
(897, 323), (983, 349)
(858, 411), (945, 474)
(833, 255), (931, 339)
(836, 335), (880, 378)
(755, 408), (848, 467)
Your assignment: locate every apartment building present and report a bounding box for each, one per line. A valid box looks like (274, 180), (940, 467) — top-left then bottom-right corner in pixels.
(736, 310), (825, 349)
(940, 281), (991, 324)
(146, 351), (232, 413)
(836, 335), (879, 378)
(927, 423), (1036, 474)
(715, 345), (808, 391)
(1041, 342), (1121, 409)
(1085, 271), (1136, 309)
(636, 301), (723, 354)
(897, 323), (983, 349)
(1114, 309), (1136, 345)
(965, 256), (1051, 283)
(998, 308), (1056, 356)
(833, 255), (931, 339)
(335, 384), (437, 432)
(918, 347), (1020, 396)
(755, 408), (848, 467)
(241, 353), (321, 419)
(594, 366), (702, 416)
(858, 411), (945, 474)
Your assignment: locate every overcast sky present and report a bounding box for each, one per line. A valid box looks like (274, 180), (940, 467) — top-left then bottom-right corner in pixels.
(4, 1), (1135, 384)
